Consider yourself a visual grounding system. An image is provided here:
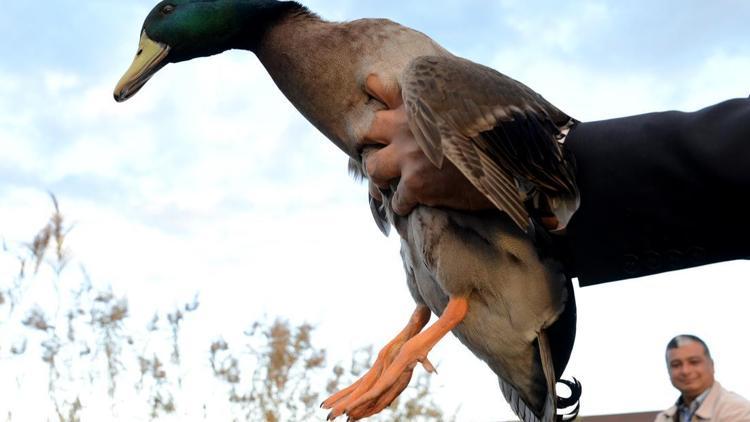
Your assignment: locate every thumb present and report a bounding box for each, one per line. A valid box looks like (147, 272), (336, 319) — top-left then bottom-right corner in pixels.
(391, 182), (418, 216)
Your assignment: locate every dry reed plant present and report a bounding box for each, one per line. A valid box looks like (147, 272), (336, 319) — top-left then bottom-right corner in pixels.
(0, 195), (452, 421)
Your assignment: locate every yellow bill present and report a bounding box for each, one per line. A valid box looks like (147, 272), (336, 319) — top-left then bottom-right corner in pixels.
(114, 31), (170, 102)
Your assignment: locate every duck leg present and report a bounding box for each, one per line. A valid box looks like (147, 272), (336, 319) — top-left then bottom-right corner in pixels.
(322, 304), (431, 419)
(329, 296), (469, 421)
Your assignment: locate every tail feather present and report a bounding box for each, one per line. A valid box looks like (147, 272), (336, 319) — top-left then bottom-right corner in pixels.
(497, 329), (581, 422)
(555, 378), (582, 421)
(498, 376), (544, 422)
(497, 375), (582, 422)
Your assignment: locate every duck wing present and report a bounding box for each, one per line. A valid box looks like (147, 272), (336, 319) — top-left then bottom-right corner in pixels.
(401, 55), (578, 232)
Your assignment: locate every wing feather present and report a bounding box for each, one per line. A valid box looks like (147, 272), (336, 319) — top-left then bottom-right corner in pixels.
(401, 55), (578, 231)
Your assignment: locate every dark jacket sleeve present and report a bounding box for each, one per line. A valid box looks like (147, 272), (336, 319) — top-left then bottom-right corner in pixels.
(559, 97), (750, 286)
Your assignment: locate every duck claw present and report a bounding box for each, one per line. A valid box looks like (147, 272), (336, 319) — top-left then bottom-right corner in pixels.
(320, 305), (433, 421)
(421, 356), (437, 374)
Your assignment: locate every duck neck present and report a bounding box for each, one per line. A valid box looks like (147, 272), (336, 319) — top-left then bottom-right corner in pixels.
(251, 7), (359, 156)
(232, 1), (319, 52)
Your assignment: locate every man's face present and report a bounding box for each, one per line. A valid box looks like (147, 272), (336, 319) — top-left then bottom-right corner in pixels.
(667, 341), (715, 400)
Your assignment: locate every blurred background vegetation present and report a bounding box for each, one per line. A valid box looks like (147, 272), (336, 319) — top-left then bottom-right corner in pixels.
(0, 196), (454, 421)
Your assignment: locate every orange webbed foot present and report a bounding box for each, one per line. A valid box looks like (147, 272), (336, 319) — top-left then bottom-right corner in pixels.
(321, 305), (431, 420)
(322, 296), (469, 421)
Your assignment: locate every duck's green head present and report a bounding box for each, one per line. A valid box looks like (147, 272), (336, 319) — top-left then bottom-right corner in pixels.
(114, 0), (295, 102)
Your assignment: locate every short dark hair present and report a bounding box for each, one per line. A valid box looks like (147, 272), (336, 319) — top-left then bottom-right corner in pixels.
(665, 334), (712, 362)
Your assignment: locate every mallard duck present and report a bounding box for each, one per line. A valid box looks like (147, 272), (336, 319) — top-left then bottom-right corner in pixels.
(114, 1), (580, 421)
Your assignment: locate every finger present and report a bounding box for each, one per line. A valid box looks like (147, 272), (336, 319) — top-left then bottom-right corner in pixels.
(363, 109), (403, 143)
(368, 181), (383, 202)
(365, 74), (403, 109)
(364, 145), (401, 188)
(391, 180), (419, 216)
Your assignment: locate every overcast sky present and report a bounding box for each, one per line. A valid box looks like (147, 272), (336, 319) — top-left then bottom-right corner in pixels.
(1, 1), (750, 420)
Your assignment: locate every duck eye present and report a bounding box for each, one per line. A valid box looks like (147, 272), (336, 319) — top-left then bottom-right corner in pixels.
(160, 4), (176, 15)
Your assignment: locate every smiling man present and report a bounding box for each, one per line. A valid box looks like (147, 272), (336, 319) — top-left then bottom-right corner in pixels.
(655, 335), (750, 422)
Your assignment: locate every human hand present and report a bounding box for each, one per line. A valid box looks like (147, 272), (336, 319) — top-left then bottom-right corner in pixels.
(360, 75), (493, 216)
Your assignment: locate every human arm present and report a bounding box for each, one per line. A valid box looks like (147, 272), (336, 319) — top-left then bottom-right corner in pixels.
(362, 96), (750, 285)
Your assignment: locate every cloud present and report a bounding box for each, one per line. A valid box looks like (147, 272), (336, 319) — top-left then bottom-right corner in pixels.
(2, 2), (749, 419)
(1, 41), (361, 229)
(380, 0), (745, 122)
(0, 1), (155, 75)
